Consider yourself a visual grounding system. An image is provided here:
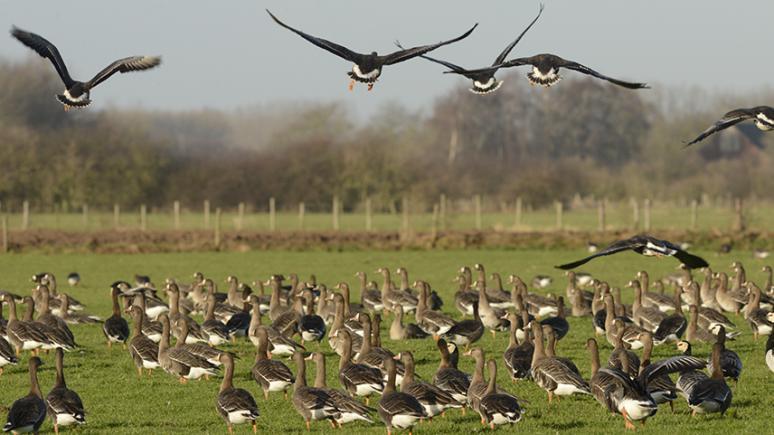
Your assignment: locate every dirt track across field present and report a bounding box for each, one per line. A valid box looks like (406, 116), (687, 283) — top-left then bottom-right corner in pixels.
(2, 228), (770, 253)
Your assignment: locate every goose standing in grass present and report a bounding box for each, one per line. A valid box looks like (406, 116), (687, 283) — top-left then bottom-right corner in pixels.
(103, 285), (130, 349)
(297, 289), (326, 344)
(635, 271), (676, 312)
(587, 337), (631, 412)
(216, 352), (260, 434)
(442, 300), (484, 351)
(539, 296), (569, 340)
(377, 268), (418, 314)
(608, 319), (641, 378)
(453, 275), (478, 317)
(3, 356), (46, 434)
(638, 332), (679, 412)
(653, 284), (687, 344)
(46, 348), (85, 434)
(743, 283), (773, 339)
(127, 306), (159, 377)
(389, 305), (429, 340)
(0, 328), (18, 375)
(530, 321), (591, 403)
(356, 313), (405, 387)
(35, 286), (75, 345)
(629, 280), (668, 332)
(58, 295), (102, 325)
(414, 281), (455, 336)
(673, 341), (709, 400)
(131, 292), (162, 343)
(66, 273), (80, 287)
(686, 305), (719, 343)
(432, 338), (470, 406)
(266, 9), (477, 92)
(686, 342), (733, 416)
(247, 295), (303, 357)
(157, 314), (217, 383)
(356, 272), (384, 313)
(476, 277), (509, 337)
(308, 352), (375, 426)
(291, 351), (341, 430)
(398, 350), (463, 418)
(706, 326), (742, 383)
(766, 333), (774, 372)
(252, 327), (294, 399)
(201, 293), (230, 346)
(478, 359), (523, 429)
(542, 325), (580, 376)
(378, 355), (426, 435)
(474, 265), (512, 309)
(172, 320), (227, 367)
(10, 27), (161, 110)
(337, 329), (384, 404)
(502, 312), (533, 381)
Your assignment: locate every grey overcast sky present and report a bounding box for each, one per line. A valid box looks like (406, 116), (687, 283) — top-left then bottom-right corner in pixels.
(1, 0), (772, 115)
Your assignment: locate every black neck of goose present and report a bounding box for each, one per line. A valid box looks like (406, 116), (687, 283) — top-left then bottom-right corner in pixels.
(400, 353), (415, 391)
(220, 354), (234, 392)
(29, 359), (42, 399)
(255, 330), (270, 361)
(416, 283), (427, 315)
(111, 288), (122, 317)
(484, 359), (497, 395)
(716, 326), (726, 349)
(613, 321), (625, 351)
(448, 344), (459, 368)
(313, 353), (327, 388)
(54, 348), (66, 388)
(587, 339), (600, 376)
(557, 297), (565, 318)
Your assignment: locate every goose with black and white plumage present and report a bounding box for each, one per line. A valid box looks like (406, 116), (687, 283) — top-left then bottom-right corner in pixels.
(441, 300), (484, 351)
(290, 351), (341, 430)
(1, 294), (50, 355)
(653, 284), (687, 344)
(674, 340), (708, 400)
(126, 306), (159, 377)
(685, 342), (733, 416)
(706, 326), (742, 383)
(638, 332), (679, 412)
(3, 356), (46, 435)
(397, 4), (543, 95)
(378, 355), (427, 435)
(252, 327), (295, 400)
(684, 106), (774, 146)
(266, 9), (477, 92)
(216, 352), (260, 434)
(556, 235), (708, 270)
(103, 285), (130, 349)
(46, 348), (85, 434)
(496, 53), (649, 89)
(23, 296), (75, 352)
(10, 27), (161, 110)
(297, 289), (326, 344)
(478, 359), (523, 429)
(66, 273), (80, 287)
(307, 352), (375, 427)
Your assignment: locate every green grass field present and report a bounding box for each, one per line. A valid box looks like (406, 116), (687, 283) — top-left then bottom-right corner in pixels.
(0, 249), (771, 434)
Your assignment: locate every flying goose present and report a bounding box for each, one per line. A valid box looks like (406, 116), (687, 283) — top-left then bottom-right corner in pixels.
(252, 327), (295, 399)
(10, 27), (161, 110)
(216, 352), (260, 434)
(266, 9), (477, 91)
(396, 4), (543, 94)
(477, 359), (523, 429)
(307, 352), (375, 426)
(684, 106), (774, 146)
(3, 357), (46, 434)
(103, 285), (130, 349)
(378, 355), (426, 435)
(557, 235), (708, 270)
(46, 348), (86, 433)
(126, 306), (160, 377)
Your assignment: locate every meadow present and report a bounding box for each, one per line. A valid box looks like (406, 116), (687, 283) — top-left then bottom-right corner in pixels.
(0, 249), (771, 434)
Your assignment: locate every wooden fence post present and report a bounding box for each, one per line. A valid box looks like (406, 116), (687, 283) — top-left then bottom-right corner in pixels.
(474, 194), (482, 230)
(21, 200), (29, 230)
(597, 200), (606, 231)
(214, 208), (222, 248)
(332, 196), (340, 231)
(173, 201), (180, 230)
(643, 199), (651, 231)
(431, 203), (439, 239)
(439, 194), (447, 230)
(269, 197), (276, 232)
(203, 200), (210, 229)
(365, 197), (372, 232)
(2, 216), (7, 253)
(514, 197), (522, 227)
(113, 204), (120, 229)
(630, 198), (639, 230)
(81, 204), (88, 227)
(555, 201), (563, 230)
(733, 198), (745, 232)
(298, 202), (305, 230)
(690, 199), (698, 230)
(401, 196), (410, 239)
(140, 204), (147, 231)
(236, 202), (245, 231)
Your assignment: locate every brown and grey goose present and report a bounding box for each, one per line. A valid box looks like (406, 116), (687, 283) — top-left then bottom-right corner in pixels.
(46, 348), (86, 433)
(477, 359), (522, 429)
(252, 326), (294, 399)
(378, 355), (426, 435)
(3, 356), (46, 434)
(337, 329), (384, 404)
(291, 351), (340, 430)
(157, 314), (217, 383)
(201, 292), (230, 346)
(530, 322), (591, 403)
(502, 312), (533, 381)
(399, 350), (462, 418)
(103, 285), (130, 348)
(356, 313), (405, 386)
(247, 295), (304, 357)
(377, 268), (418, 313)
(432, 338), (470, 406)
(308, 351), (374, 426)
(216, 352), (260, 434)
(414, 281), (455, 336)
(355, 271), (384, 313)
(126, 306), (159, 377)
(389, 305), (429, 340)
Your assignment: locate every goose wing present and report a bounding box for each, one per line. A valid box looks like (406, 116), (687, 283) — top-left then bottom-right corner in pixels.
(684, 108), (756, 146)
(379, 24), (478, 65)
(266, 9), (360, 62)
(168, 347), (217, 370)
(85, 56), (161, 90)
(556, 238), (643, 270)
(672, 249), (709, 269)
(46, 388), (84, 420)
(492, 4), (544, 66)
(5, 395), (46, 432)
(379, 391), (426, 417)
(393, 41), (470, 75)
(10, 27), (74, 86)
(557, 56), (649, 89)
(639, 355), (706, 385)
(218, 388), (260, 416)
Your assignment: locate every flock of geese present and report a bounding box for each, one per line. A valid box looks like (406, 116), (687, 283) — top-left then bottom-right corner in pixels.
(1, 261), (773, 434)
(5, 5), (773, 145)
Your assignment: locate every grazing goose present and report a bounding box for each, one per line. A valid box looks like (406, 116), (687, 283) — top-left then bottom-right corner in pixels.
(297, 289), (326, 344)
(157, 314), (217, 383)
(217, 352), (260, 434)
(201, 293), (230, 346)
(441, 300), (484, 351)
(542, 324), (579, 376)
(556, 235), (708, 270)
(493, 52), (649, 89)
(684, 106), (774, 146)
(378, 355), (426, 435)
(10, 27), (161, 110)
(686, 342), (733, 416)
(414, 281), (455, 336)
(103, 285), (130, 349)
(266, 9), (477, 91)
(126, 306), (159, 377)
(638, 332), (678, 412)
(252, 327), (295, 399)
(399, 351), (462, 418)
(766, 333), (774, 373)
(356, 313), (405, 387)
(502, 312), (533, 381)
(432, 339), (470, 406)
(453, 275), (478, 317)
(377, 268), (418, 314)
(530, 322), (591, 403)
(46, 348), (85, 434)
(629, 280), (667, 332)
(608, 319), (641, 378)
(308, 352), (374, 426)
(355, 272), (384, 313)
(398, 4), (542, 94)
(389, 305), (429, 340)
(3, 357), (46, 434)
(247, 295), (304, 357)
(706, 326), (742, 383)
(337, 330), (384, 404)
(291, 351), (341, 430)
(743, 283), (773, 339)
(478, 359), (523, 429)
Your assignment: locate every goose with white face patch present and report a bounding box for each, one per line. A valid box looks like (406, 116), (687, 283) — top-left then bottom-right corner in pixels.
(396, 4), (543, 95)
(556, 235), (709, 270)
(685, 106), (774, 146)
(266, 9), (477, 92)
(10, 27), (160, 111)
